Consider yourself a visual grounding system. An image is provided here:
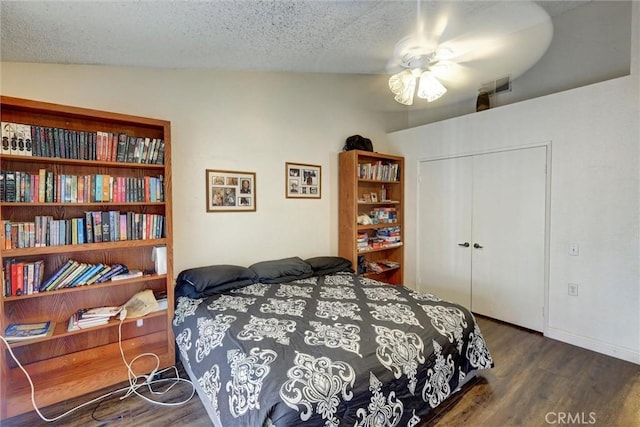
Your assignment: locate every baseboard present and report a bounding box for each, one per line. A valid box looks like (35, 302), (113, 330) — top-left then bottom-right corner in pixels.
(545, 327), (639, 365)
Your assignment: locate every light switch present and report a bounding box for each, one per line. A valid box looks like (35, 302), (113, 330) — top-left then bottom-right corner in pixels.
(569, 243), (579, 256)
(568, 283), (579, 296)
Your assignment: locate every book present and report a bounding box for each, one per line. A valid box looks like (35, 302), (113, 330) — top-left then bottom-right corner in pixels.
(7, 123), (18, 155)
(4, 321), (54, 342)
(12, 261), (24, 296)
(3, 259), (12, 297)
(4, 171), (16, 202)
(71, 263), (103, 286)
(125, 135), (137, 162)
(20, 124), (33, 157)
(155, 140), (165, 164)
(1, 122), (12, 154)
(56, 263), (89, 289)
(116, 132), (128, 162)
(49, 260), (80, 290)
(91, 211), (102, 242)
(86, 265), (111, 285)
(110, 269), (143, 281)
(101, 211), (110, 242)
(39, 259), (74, 291)
(95, 263), (127, 283)
(84, 211), (94, 243)
(80, 306), (123, 319)
(0, 171), (4, 202)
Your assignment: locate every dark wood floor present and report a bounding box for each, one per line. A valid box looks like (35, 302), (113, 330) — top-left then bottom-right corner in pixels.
(3, 316), (639, 427)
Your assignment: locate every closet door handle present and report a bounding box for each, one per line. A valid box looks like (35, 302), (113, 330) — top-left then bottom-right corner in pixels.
(458, 242), (470, 247)
(473, 243), (483, 249)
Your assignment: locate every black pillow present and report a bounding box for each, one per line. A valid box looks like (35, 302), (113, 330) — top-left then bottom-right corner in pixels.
(176, 264), (257, 294)
(249, 257), (313, 284)
(305, 256), (354, 276)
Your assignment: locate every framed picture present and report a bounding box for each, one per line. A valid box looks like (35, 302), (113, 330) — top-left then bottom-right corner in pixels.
(370, 192), (378, 202)
(286, 162), (321, 199)
(206, 169), (256, 212)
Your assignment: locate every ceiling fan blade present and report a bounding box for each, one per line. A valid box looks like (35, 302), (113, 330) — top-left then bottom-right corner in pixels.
(429, 62), (471, 87)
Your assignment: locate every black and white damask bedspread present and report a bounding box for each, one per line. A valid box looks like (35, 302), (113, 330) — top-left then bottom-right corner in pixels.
(173, 272), (493, 426)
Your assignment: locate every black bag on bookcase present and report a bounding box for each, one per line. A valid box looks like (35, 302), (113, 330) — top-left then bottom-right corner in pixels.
(343, 135), (374, 152)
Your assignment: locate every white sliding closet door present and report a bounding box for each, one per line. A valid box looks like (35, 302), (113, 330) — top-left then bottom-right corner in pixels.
(471, 147), (546, 331)
(417, 146), (546, 332)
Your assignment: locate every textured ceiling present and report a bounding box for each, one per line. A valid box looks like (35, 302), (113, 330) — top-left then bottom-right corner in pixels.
(0, 1), (590, 104)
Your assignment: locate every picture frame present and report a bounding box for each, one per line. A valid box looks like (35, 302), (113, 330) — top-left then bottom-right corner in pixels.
(370, 192), (378, 203)
(206, 169), (256, 212)
(286, 162), (321, 199)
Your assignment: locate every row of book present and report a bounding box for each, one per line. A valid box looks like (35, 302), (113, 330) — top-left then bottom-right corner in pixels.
(1, 211), (165, 249)
(358, 161), (400, 182)
(0, 169), (165, 203)
(1, 121), (165, 164)
(1, 259), (137, 296)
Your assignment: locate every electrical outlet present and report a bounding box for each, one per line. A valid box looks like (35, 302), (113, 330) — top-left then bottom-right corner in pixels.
(136, 319), (144, 327)
(568, 283), (579, 296)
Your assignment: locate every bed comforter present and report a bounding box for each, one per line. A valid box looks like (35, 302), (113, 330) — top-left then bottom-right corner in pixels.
(173, 272), (493, 426)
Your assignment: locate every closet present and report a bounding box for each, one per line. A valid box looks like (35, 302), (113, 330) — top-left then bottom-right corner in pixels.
(417, 146), (547, 331)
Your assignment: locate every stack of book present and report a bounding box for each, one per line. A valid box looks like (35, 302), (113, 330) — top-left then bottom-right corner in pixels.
(357, 232), (369, 250)
(67, 306), (123, 332)
(375, 226), (401, 243)
(154, 290), (168, 311)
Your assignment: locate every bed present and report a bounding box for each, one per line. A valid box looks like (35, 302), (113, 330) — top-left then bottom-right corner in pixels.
(172, 256), (493, 426)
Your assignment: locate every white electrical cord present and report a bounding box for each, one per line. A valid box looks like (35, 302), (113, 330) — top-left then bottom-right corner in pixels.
(0, 315), (195, 422)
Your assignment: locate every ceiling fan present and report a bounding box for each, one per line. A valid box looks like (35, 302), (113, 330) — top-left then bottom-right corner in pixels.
(386, 1), (553, 106)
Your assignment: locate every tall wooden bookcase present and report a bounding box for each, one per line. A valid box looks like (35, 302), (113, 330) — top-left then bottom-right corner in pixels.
(339, 150), (404, 284)
(0, 96), (174, 420)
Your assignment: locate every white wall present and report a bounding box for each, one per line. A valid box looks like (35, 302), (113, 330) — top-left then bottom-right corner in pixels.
(0, 63), (401, 274)
(387, 74), (639, 363)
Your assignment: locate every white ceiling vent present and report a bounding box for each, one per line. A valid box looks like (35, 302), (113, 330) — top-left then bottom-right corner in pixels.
(480, 75), (512, 95)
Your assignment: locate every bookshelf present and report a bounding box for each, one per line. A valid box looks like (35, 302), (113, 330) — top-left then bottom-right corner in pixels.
(0, 96), (174, 420)
(339, 150), (404, 285)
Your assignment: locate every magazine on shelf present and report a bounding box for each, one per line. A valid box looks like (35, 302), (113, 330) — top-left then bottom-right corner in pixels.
(4, 320), (55, 342)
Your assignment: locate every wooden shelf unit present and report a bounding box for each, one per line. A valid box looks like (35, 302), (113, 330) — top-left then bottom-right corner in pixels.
(0, 96), (174, 420)
(338, 150), (404, 284)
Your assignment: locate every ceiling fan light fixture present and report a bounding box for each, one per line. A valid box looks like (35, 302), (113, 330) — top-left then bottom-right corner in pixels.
(417, 71), (447, 102)
(389, 69), (417, 106)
